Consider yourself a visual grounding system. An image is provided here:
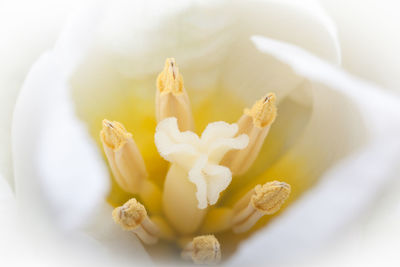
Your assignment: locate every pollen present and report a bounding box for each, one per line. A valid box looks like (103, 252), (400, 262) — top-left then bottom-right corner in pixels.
(245, 92), (277, 128)
(181, 235), (221, 264)
(101, 119), (131, 150)
(112, 198), (160, 244)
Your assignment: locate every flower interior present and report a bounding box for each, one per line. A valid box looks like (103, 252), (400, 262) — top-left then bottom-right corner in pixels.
(71, 58), (315, 264)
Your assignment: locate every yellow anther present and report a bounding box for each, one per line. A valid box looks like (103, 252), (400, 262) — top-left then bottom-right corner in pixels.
(112, 198), (160, 245)
(221, 93), (277, 176)
(157, 58), (184, 94)
(232, 181), (290, 233)
(100, 120), (162, 212)
(101, 120), (131, 150)
(245, 92), (277, 128)
(181, 235), (221, 264)
(156, 58), (194, 131)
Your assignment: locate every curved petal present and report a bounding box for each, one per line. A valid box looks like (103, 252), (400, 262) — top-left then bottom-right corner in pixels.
(230, 139), (400, 266)
(320, 0), (400, 92)
(0, 0), (100, 188)
(0, 174), (20, 264)
(12, 5), (151, 265)
(221, 0), (341, 104)
(70, 0), (341, 128)
(228, 36), (400, 264)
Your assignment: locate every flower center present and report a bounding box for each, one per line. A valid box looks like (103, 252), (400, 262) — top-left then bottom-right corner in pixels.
(97, 58), (293, 264)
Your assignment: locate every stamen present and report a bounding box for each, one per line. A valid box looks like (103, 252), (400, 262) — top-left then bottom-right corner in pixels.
(157, 58), (183, 94)
(101, 120), (130, 150)
(112, 198), (160, 245)
(246, 92), (277, 128)
(181, 235), (221, 264)
(232, 181), (290, 233)
(221, 93), (277, 176)
(156, 58), (194, 131)
(101, 120), (162, 213)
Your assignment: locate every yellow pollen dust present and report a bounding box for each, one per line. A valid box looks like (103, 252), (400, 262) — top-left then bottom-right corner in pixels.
(98, 58), (293, 264)
(181, 235), (221, 264)
(252, 181), (291, 213)
(157, 58), (184, 94)
(245, 92), (277, 128)
(100, 119), (131, 150)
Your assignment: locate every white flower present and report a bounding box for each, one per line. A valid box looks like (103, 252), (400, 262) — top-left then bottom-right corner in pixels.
(2, 0), (400, 266)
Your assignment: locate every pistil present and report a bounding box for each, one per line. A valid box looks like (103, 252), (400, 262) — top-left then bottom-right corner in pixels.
(155, 117), (248, 235)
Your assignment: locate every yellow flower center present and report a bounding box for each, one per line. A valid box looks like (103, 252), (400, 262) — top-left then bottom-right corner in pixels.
(71, 58), (315, 264)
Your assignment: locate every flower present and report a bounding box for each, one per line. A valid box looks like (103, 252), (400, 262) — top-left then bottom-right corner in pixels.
(3, 0), (400, 266)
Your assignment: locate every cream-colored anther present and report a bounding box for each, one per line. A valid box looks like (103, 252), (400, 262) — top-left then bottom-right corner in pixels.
(155, 117), (248, 234)
(221, 93), (277, 176)
(232, 181), (290, 233)
(156, 58), (194, 131)
(100, 120), (162, 212)
(181, 235), (221, 265)
(112, 198), (160, 245)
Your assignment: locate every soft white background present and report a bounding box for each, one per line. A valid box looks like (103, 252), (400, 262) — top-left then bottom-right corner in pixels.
(1, 0), (400, 266)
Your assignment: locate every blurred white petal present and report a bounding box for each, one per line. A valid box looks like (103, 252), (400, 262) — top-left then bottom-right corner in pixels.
(0, 0), (94, 188)
(12, 5), (151, 265)
(13, 2), (107, 230)
(0, 174), (20, 264)
(222, 0), (341, 103)
(227, 36), (400, 265)
(320, 0), (400, 92)
(230, 139), (400, 266)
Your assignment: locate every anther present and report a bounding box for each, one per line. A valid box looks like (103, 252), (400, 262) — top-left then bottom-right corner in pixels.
(181, 235), (221, 264)
(232, 181), (290, 233)
(156, 58), (194, 131)
(101, 120), (162, 212)
(112, 198), (160, 244)
(221, 93), (277, 176)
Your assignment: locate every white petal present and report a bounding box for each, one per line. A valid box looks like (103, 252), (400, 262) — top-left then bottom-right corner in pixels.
(320, 0), (400, 92)
(0, 0), (91, 188)
(251, 35), (400, 138)
(0, 174), (21, 264)
(12, 5), (152, 265)
(73, 0), (341, 112)
(228, 36), (400, 264)
(221, 0), (341, 104)
(230, 139), (400, 266)
(99, 0), (234, 89)
(12, 3), (107, 230)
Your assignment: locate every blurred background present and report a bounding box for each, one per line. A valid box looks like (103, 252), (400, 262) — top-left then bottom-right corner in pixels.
(1, 0), (400, 266)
